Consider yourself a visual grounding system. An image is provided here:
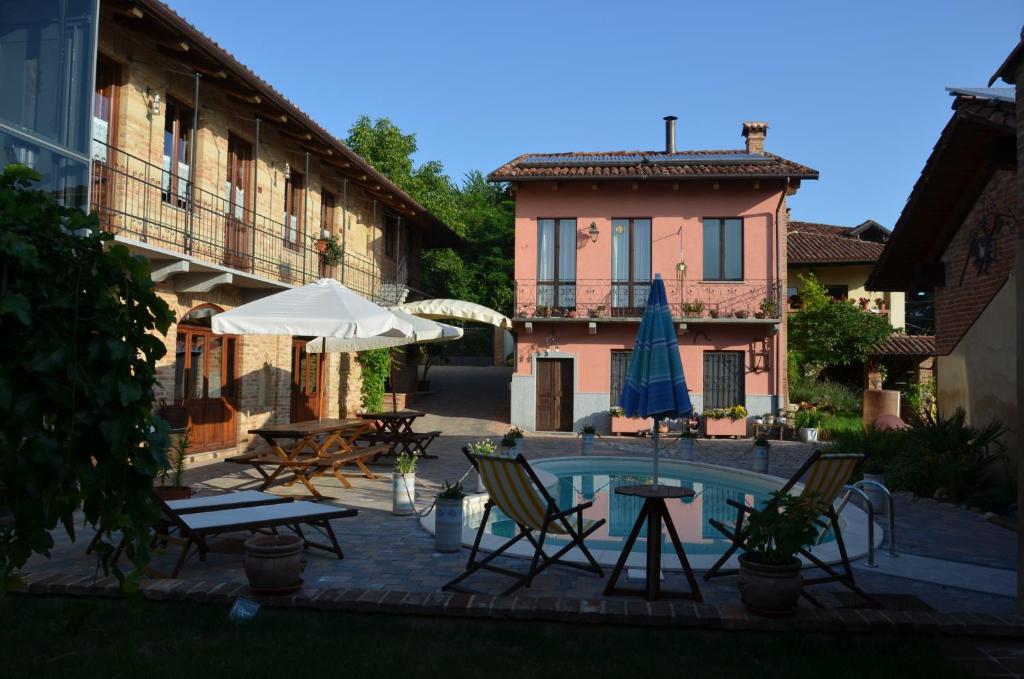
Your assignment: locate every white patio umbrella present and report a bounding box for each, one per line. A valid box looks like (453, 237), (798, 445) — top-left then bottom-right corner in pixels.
(305, 308), (463, 411)
(211, 278), (415, 420)
(393, 298), (512, 329)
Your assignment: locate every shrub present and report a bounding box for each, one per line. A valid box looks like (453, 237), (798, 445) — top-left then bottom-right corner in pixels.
(789, 378), (860, 414)
(0, 165), (175, 591)
(825, 426), (905, 475)
(356, 348), (392, 412)
(794, 409), (827, 430)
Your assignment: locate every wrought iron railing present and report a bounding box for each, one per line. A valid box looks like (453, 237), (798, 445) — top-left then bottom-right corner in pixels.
(89, 141), (389, 302)
(514, 278), (783, 320)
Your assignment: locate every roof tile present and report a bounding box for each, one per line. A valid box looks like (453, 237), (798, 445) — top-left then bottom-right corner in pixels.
(788, 221), (887, 264)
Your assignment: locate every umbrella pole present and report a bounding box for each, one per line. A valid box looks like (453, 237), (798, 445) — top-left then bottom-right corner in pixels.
(652, 417), (660, 489)
(317, 337), (326, 423)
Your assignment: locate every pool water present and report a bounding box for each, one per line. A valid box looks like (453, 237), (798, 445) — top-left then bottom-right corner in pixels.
(474, 457), (836, 558)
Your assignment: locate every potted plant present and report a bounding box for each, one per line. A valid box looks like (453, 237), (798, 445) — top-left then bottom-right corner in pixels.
(858, 297), (871, 310)
(392, 452), (417, 516)
(682, 300), (705, 318)
(758, 298), (779, 318)
(580, 424), (597, 455)
(874, 297), (887, 312)
(468, 439), (495, 492)
(752, 437), (770, 473)
(244, 532), (305, 594)
(794, 408), (826, 443)
(316, 234), (345, 267)
(736, 491), (826, 616)
(680, 429), (698, 461)
(609, 405), (653, 435)
(502, 427), (524, 456)
(708, 307), (720, 319)
(702, 405), (748, 437)
(764, 413), (776, 427)
(155, 427), (192, 501)
(735, 309), (750, 319)
(434, 481), (466, 553)
(589, 305), (605, 319)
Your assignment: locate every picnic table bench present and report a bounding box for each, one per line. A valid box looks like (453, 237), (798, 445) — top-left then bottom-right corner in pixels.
(357, 410), (439, 460)
(228, 418), (388, 499)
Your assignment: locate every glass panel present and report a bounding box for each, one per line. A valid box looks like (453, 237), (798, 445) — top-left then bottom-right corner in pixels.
(702, 219), (721, 281)
(208, 337), (223, 398)
(611, 219), (629, 282)
(537, 219), (555, 280)
(224, 339), (235, 398)
(174, 333), (186, 402)
(190, 335), (205, 399)
(632, 219), (651, 281)
(298, 349), (308, 392)
(632, 283), (650, 308)
(309, 354), (318, 393)
(0, 0), (97, 155)
(723, 218), (743, 280)
(0, 128), (88, 209)
(557, 219), (576, 282)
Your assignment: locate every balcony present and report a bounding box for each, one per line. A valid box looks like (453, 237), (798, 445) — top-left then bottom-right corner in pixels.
(89, 142), (391, 302)
(514, 278), (783, 323)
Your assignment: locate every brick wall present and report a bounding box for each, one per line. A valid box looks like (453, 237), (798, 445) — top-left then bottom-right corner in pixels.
(934, 170), (1018, 355)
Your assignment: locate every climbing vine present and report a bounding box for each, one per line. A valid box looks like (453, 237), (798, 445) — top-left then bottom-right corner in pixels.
(356, 348), (392, 413)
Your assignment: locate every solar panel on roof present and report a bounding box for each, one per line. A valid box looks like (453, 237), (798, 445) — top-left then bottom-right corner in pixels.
(519, 152), (771, 167)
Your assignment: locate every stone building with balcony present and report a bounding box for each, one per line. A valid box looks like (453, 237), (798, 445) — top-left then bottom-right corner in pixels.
(1, 0), (460, 454)
(490, 117), (817, 432)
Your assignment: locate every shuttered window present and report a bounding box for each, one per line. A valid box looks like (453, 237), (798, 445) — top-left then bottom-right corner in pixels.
(610, 350), (632, 405)
(702, 351), (744, 409)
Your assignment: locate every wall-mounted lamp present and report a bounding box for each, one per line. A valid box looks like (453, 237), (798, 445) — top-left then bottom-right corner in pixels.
(145, 88), (162, 117)
(283, 162), (291, 180)
(588, 221), (600, 243)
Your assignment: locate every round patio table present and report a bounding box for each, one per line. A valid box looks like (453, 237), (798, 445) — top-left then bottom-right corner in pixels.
(602, 484), (703, 602)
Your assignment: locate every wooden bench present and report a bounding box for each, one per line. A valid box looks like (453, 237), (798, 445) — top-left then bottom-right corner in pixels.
(227, 443), (389, 492)
(359, 430), (441, 460)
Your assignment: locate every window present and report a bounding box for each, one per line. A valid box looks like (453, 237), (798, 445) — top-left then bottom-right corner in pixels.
(162, 98), (193, 206)
(384, 215), (399, 258)
(283, 169), (304, 249)
(611, 218), (652, 314)
(537, 218), (577, 308)
(825, 285), (849, 301)
(225, 134), (251, 219)
(321, 190), (336, 236)
(703, 351), (744, 409)
(92, 57), (118, 163)
(702, 218), (743, 281)
(610, 350), (633, 404)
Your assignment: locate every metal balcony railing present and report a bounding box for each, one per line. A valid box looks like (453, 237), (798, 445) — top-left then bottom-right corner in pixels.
(89, 142), (390, 302)
(514, 278), (783, 320)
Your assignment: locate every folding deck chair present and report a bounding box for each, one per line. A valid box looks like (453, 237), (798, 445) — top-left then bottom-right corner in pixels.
(150, 493), (358, 577)
(703, 450), (880, 608)
(443, 448), (606, 596)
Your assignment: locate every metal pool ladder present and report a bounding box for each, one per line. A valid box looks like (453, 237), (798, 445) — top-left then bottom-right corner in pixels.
(835, 480), (897, 568)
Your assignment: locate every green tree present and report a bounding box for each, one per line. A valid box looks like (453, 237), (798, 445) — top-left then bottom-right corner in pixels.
(0, 166), (175, 591)
(789, 273), (892, 370)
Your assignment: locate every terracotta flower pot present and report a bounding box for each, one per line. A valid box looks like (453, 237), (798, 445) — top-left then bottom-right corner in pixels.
(244, 534), (305, 594)
(154, 486), (192, 501)
(737, 553), (803, 617)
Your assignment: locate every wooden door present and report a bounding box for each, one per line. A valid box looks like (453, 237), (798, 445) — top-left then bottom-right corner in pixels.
(91, 57), (119, 223)
(536, 358), (573, 431)
(174, 327), (238, 452)
(291, 338), (324, 422)
(224, 135), (253, 271)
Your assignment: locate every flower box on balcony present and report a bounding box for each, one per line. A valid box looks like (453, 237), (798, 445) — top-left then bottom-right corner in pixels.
(610, 415), (653, 435)
(703, 416), (748, 437)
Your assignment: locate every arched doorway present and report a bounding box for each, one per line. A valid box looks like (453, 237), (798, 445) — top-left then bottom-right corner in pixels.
(291, 337), (324, 422)
(174, 304), (238, 451)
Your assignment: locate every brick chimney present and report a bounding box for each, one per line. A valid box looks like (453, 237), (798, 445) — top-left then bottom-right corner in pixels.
(742, 121), (769, 155)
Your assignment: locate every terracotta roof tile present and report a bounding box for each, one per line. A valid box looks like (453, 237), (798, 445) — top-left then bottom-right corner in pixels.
(788, 221), (887, 264)
(488, 150), (818, 182)
(870, 335), (936, 356)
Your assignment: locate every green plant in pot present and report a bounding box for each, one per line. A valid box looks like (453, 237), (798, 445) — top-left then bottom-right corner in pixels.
(155, 427), (193, 500)
(736, 491), (826, 616)
(752, 436), (770, 473)
(579, 424), (597, 456)
(392, 453), (418, 516)
(794, 408), (826, 443)
(468, 439), (496, 492)
(434, 481), (467, 553)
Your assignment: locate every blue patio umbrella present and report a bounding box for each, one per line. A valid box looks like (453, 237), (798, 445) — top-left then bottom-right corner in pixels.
(619, 274), (692, 487)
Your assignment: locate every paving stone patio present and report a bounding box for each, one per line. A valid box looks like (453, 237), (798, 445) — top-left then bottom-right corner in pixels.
(16, 367), (1023, 634)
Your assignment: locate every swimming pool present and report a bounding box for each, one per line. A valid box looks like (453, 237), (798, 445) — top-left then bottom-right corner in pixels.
(422, 456), (878, 571)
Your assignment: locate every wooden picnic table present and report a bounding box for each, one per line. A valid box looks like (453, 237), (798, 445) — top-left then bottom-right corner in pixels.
(357, 410), (439, 460)
(227, 418), (387, 499)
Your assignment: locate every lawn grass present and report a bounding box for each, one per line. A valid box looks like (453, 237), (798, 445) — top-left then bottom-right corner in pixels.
(0, 595), (968, 679)
(820, 411), (863, 439)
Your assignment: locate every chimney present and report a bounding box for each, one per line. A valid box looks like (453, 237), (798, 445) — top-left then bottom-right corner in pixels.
(664, 116), (677, 153)
(742, 121), (769, 154)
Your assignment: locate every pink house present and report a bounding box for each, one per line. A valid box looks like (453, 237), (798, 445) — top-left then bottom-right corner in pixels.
(489, 118), (818, 432)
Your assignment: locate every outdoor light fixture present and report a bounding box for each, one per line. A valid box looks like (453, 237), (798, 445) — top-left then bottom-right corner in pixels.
(588, 221), (599, 243)
(145, 88), (162, 117)
(283, 162), (291, 180)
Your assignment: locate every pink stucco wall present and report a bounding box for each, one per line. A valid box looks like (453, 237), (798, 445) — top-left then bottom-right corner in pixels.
(513, 179), (787, 405)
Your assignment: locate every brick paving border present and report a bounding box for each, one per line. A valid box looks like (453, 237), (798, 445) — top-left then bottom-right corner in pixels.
(13, 570), (1024, 638)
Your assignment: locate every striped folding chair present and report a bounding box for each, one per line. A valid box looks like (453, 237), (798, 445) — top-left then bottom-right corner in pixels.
(443, 447), (606, 596)
(703, 450), (879, 607)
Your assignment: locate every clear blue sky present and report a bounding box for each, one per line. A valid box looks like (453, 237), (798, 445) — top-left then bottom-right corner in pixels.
(167, 0), (1018, 228)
